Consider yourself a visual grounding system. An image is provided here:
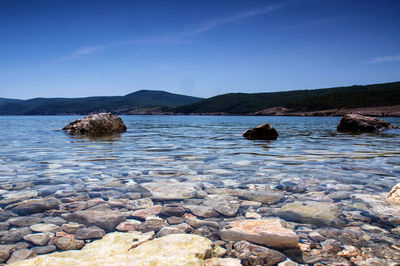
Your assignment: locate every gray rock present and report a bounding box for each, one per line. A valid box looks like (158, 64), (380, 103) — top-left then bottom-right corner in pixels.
(31, 245), (57, 255)
(0, 222), (9, 231)
(54, 237), (85, 250)
(75, 226), (105, 240)
(242, 123), (278, 140)
(6, 248), (35, 264)
(126, 198), (153, 210)
(23, 232), (54, 246)
(8, 217), (43, 227)
(184, 205), (219, 218)
(167, 216), (184, 225)
(160, 204), (186, 217)
(137, 218), (168, 233)
(65, 209), (126, 232)
(185, 218), (219, 229)
(141, 181), (200, 200)
(234, 240), (286, 266)
(0, 245), (10, 263)
(337, 113), (395, 133)
(8, 198), (60, 215)
(61, 222), (85, 234)
(62, 112), (127, 135)
(240, 190), (284, 204)
(30, 223), (60, 233)
(203, 195), (239, 217)
(156, 227), (185, 238)
(0, 211), (18, 222)
(276, 201), (341, 226)
(0, 227), (31, 244)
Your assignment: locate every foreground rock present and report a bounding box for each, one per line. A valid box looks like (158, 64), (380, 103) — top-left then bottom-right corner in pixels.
(337, 113), (395, 133)
(242, 123), (278, 140)
(62, 112), (127, 135)
(276, 201), (340, 226)
(234, 241), (286, 266)
(220, 219), (299, 249)
(11, 232), (214, 266)
(387, 183), (400, 205)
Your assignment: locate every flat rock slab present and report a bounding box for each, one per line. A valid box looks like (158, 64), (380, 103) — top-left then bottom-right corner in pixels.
(65, 209), (126, 232)
(240, 190), (284, 204)
(276, 201), (340, 226)
(220, 219), (299, 249)
(30, 223), (60, 233)
(62, 112), (127, 135)
(141, 181), (200, 200)
(203, 195), (239, 217)
(23, 233), (54, 246)
(337, 113), (395, 133)
(8, 198), (60, 216)
(13, 232), (213, 266)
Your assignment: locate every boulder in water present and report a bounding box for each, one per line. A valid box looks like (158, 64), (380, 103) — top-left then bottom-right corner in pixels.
(62, 113), (127, 135)
(242, 123), (278, 140)
(337, 113), (395, 133)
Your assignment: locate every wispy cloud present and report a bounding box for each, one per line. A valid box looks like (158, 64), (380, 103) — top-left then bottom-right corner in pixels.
(58, 45), (106, 61)
(364, 54), (400, 64)
(278, 15), (347, 30)
(185, 4), (284, 35)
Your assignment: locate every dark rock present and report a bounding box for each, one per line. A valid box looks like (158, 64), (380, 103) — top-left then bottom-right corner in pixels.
(0, 222), (9, 231)
(183, 205), (219, 218)
(160, 204), (186, 217)
(75, 226), (105, 240)
(242, 123), (278, 140)
(156, 227), (185, 238)
(337, 113), (396, 133)
(0, 211), (18, 222)
(8, 198), (60, 216)
(0, 227), (32, 244)
(234, 240), (286, 266)
(65, 209), (126, 232)
(0, 246), (10, 263)
(31, 245), (57, 255)
(8, 217), (43, 227)
(137, 218), (168, 233)
(62, 112), (127, 135)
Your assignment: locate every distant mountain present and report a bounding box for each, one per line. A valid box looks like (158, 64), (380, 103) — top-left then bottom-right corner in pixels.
(174, 81), (400, 115)
(0, 90), (203, 115)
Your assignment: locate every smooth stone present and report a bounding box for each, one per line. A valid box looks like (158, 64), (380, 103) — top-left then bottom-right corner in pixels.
(0, 227), (31, 244)
(8, 217), (42, 227)
(0, 222), (9, 231)
(62, 112), (127, 135)
(0, 211), (18, 222)
(234, 240), (286, 266)
(171, 223), (194, 233)
(240, 190), (284, 204)
(387, 183), (400, 205)
(277, 259), (299, 266)
(30, 223), (60, 233)
(141, 181), (200, 200)
(75, 226), (105, 240)
(0, 191), (38, 207)
(166, 216), (184, 225)
(185, 217), (219, 229)
(65, 209), (126, 232)
(203, 195), (239, 217)
(245, 212), (261, 219)
(61, 222), (84, 234)
(31, 245), (57, 255)
(242, 123), (279, 140)
(156, 227), (185, 237)
(276, 201), (340, 226)
(23, 232), (54, 246)
(6, 249), (35, 264)
(131, 205), (162, 220)
(8, 198), (60, 216)
(116, 220), (142, 232)
(126, 198), (153, 210)
(240, 201), (262, 208)
(204, 258), (242, 266)
(44, 217), (67, 226)
(220, 219), (299, 249)
(54, 237), (85, 250)
(137, 218), (168, 233)
(184, 205), (219, 218)
(0, 246), (10, 263)
(12, 232), (212, 265)
(160, 204), (186, 217)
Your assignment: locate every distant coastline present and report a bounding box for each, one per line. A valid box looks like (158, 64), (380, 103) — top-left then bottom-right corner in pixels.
(1, 81), (399, 116)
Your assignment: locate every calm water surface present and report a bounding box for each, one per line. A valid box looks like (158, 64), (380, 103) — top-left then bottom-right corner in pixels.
(0, 115), (399, 191)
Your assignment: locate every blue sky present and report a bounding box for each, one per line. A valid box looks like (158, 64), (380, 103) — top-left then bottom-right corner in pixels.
(0, 0), (399, 99)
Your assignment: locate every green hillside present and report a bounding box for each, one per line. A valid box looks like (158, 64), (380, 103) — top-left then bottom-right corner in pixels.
(174, 81), (400, 114)
(0, 90), (203, 115)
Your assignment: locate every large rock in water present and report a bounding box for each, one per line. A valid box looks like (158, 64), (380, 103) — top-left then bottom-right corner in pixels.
(337, 113), (394, 133)
(62, 113), (127, 135)
(220, 219), (299, 249)
(242, 123), (278, 140)
(9, 232), (214, 266)
(386, 183), (400, 205)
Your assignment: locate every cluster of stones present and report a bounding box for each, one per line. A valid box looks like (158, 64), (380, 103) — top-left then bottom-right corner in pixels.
(1, 178), (400, 265)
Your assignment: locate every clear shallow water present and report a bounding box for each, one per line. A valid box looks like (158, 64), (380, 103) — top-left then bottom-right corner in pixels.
(0, 115), (399, 192)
